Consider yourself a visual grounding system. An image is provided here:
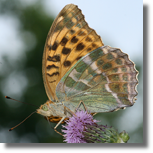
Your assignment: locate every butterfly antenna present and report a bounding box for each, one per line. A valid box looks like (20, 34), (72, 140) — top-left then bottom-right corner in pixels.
(5, 96), (38, 107)
(9, 111), (36, 131)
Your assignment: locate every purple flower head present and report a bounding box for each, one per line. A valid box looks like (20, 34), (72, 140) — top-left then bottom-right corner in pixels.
(62, 110), (99, 143)
(62, 110), (130, 143)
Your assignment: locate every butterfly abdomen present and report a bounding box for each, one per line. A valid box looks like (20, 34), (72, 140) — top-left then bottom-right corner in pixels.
(44, 116), (69, 123)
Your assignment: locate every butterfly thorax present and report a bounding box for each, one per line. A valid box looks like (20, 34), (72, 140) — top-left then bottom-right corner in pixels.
(36, 100), (72, 119)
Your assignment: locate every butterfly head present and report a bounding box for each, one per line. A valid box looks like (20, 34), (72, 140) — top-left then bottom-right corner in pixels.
(36, 100), (66, 118)
(36, 101), (53, 117)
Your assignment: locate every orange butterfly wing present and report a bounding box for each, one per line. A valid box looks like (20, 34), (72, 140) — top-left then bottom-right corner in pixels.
(42, 4), (104, 101)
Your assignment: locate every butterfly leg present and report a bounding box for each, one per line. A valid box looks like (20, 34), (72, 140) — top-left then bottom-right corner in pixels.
(75, 101), (88, 113)
(92, 113), (97, 116)
(54, 116), (66, 136)
(54, 106), (75, 136)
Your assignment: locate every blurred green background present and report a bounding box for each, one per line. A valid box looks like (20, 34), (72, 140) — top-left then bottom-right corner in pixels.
(0, 0), (143, 143)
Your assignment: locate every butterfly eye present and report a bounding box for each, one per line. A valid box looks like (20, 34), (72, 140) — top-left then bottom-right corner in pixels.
(42, 105), (48, 111)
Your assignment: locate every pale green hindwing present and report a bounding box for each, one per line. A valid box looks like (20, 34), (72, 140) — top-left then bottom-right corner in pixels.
(56, 46), (138, 113)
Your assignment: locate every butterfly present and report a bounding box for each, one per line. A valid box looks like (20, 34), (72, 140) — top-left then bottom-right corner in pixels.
(36, 4), (138, 134)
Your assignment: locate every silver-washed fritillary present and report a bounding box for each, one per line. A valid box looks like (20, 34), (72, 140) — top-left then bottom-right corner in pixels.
(36, 4), (138, 133)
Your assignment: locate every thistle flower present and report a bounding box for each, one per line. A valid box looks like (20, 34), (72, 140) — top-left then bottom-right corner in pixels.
(62, 110), (130, 143)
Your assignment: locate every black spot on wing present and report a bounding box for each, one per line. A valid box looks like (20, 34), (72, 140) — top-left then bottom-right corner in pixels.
(52, 42), (58, 50)
(87, 47), (92, 52)
(85, 37), (92, 42)
(61, 37), (68, 46)
(49, 80), (56, 83)
(70, 29), (75, 34)
(92, 43), (96, 48)
(71, 36), (78, 43)
(63, 61), (71, 67)
(47, 55), (60, 62)
(47, 72), (59, 77)
(76, 43), (85, 51)
(62, 47), (71, 54)
(76, 56), (82, 60)
(46, 64), (59, 70)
